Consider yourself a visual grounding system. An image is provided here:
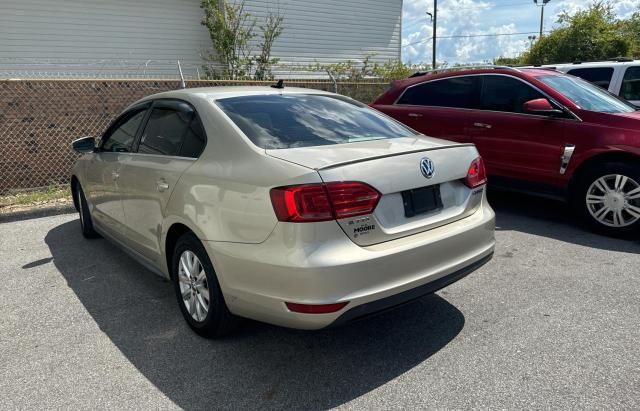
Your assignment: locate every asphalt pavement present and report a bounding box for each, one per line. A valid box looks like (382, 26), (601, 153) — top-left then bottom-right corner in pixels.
(1, 192), (639, 410)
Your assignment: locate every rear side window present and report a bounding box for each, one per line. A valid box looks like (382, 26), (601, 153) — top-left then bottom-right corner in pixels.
(101, 109), (147, 152)
(621, 66), (640, 101)
(480, 75), (545, 114)
(567, 67), (614, 89)
(136, 102), (206, 158)
(396, 77), (480, 109)
(138, 108), (192, 156)
(179, 117), (207, 158)
(216, 94), (416, 149)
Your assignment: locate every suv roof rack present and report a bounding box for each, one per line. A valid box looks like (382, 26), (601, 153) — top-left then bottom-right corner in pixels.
(608, 57), (634, 62)
(408, 65), (518, 78)
(569, 57), (636, 65)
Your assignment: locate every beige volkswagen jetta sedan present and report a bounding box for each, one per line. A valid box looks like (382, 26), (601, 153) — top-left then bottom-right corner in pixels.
(70, 86), (495, 337)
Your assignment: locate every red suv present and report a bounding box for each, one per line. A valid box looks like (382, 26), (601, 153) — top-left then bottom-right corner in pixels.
(372, 67), (640, 237)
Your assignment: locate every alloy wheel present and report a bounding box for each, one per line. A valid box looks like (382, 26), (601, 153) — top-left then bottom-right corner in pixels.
(178, 250), (210, 322)
(586, 174), (640, 227)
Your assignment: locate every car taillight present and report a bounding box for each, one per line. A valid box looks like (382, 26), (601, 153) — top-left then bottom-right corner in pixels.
(464, 157), (487, 188)
(270, 182), (380, 222)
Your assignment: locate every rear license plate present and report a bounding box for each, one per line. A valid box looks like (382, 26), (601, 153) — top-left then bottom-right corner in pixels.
(402, 185), (443, 218)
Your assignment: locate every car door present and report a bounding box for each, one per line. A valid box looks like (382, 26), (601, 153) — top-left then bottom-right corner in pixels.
(83, 104), (149, 240)
(470, 75), (569, 187)
(381, 76), (480, 142)
(117, 99), (207, 263)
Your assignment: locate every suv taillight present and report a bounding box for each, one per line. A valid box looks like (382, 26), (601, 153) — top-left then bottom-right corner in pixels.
(270, 182), (381, 222)
(464, 157), (487, 188)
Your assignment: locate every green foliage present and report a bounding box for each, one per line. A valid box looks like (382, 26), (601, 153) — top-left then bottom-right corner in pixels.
(493, 56), (523, 66)
(620, 12), (640, 56)
(255, 11), (284, 80)
(521, 1), (638, 65)
(200, 0), (284, 79)
(303, 56), (426, 82)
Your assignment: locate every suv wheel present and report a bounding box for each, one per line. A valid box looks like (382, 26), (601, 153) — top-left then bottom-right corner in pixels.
(572, 162), (640, 237)
(75, 184), (100, 239)
(171, 233), (237, 338)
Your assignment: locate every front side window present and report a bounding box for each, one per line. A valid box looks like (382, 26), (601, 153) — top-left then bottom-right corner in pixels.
(101, 109), (147, 152)
(621, 66), (640, 101)
(216, 94), (417, 149)
(480, 75), (545, 114)
(138, 107), (193, 156)
(397, 77), (480, 109)
(567, 67), (614, 89)
(539, 75), (636, 113)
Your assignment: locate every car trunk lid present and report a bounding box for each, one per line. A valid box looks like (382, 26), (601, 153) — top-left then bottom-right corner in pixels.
(267, 137), (485, 246)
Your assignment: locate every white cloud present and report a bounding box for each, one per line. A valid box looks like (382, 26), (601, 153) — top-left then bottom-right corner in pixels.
(402, 0), (640, 64)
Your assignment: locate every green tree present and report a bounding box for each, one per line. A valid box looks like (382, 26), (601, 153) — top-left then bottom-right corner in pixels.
(254, 11), (284, 80)
(620, 12), (640, 56)
(522, 1), (632, 65)
(493, 56), (523, 66)
(200, 0), (284, 79)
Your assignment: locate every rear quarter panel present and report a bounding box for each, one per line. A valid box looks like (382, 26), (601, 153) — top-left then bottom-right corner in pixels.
(162, 95), (321, 245)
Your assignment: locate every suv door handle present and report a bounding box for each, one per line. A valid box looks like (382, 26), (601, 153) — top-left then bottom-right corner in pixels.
(156, 179), (169, 192)
(473, 122), (492, 129)
(408, 113), (423, 118)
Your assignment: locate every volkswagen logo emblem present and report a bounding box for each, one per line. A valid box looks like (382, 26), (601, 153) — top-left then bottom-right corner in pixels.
(420, 157), (435, 179)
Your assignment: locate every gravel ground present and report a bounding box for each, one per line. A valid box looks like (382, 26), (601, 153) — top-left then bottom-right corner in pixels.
(1, 192), (638, 410)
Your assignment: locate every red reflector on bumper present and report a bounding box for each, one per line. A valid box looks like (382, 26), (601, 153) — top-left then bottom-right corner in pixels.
(285, 302), (349, 314)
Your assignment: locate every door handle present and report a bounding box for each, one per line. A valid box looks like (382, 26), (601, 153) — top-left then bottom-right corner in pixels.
(473, 122), (492, 129)
(408, 113), (423, 118)
(111, 171), (120, 180)
(156, 180), (169, 192)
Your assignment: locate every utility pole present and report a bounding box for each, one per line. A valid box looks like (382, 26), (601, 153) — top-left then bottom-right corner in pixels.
(426, 1), (437, 69)
(534, 0), (551, 39)
(432, 0), (437, 69)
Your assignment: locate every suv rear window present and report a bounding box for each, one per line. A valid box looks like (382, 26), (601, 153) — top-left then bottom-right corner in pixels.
(567, 67), (614, 89)
(396, 77), (480, 108)
(621, 66), (640, 101)
(216, 94), (416, 149)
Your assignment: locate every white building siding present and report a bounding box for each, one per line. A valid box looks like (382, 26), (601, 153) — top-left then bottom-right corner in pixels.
(0, 0), (402, 78)
(0, 0), (211, 78)
(241, 0), (402, 66)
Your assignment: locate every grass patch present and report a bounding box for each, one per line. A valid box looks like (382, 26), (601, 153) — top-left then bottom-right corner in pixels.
(0, 185), (72, 208)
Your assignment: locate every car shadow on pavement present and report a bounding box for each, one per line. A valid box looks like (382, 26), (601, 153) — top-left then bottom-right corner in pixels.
(45, 220), (465, 410)
(489, 190), (640, 252)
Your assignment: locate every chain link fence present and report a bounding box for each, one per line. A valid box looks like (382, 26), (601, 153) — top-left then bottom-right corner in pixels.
(0, 78), (390, 194)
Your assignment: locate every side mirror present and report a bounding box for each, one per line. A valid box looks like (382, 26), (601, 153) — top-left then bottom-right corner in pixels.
(72, 136), (96, 153)
(523, 98), (564, 116)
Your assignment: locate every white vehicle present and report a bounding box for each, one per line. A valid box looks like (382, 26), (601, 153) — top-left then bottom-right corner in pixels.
(70, 86), (496, 337)
(536, 58), (640, 106)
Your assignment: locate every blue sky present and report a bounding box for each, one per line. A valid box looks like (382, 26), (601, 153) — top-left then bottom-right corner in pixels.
(402, 0), (640, 64)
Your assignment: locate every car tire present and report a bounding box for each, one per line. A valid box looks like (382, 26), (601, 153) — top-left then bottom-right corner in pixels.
(171, 233), (238, 338)
(75, 184), (100, 239)
(572, 161), (640, 237)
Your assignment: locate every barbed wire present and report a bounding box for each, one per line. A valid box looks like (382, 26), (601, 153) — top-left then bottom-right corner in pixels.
(0, 57), (391, 80)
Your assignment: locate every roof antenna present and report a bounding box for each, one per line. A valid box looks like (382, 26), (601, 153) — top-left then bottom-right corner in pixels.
(177, 60), (186, 89)
(270, 79), (284, 89)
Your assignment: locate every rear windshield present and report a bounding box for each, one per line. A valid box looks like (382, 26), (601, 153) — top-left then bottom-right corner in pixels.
(216, 94), (417, 149)
(539, 75), (636, 113)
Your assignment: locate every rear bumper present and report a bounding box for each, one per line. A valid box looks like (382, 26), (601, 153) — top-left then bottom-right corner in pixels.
(205, 200), (495, 330)
(330, 252), (492, 327)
